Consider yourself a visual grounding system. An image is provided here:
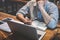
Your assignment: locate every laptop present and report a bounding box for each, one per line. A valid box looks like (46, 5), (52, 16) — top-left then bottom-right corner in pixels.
(2, 18), (46, 40)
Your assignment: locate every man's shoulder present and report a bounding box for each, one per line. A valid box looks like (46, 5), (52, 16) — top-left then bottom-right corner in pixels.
(46, 1), (57, 8)
(26, 1), (32, 6)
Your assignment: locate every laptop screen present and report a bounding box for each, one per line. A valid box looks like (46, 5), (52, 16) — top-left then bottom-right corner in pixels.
(6, 21), (38, 40)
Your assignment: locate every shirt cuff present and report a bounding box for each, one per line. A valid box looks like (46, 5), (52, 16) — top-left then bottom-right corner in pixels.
(47, 19), (57, 29)
(16, 12), (25, 16)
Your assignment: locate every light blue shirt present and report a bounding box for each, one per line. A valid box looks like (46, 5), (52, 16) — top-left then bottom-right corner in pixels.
(16, 1), (59, 29)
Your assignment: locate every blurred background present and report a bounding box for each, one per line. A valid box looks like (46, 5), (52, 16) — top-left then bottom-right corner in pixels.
(0, 0), (60, 19)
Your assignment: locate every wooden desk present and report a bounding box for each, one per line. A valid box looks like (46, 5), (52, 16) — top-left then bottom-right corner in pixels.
(0, 12), (60, 40)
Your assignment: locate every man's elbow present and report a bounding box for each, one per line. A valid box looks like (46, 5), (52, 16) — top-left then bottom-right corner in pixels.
(16, 13), (23, 19)
(48, 24), (56, 29)
(47, 19), (57, 29)
(16, 13), (23, 20)
(16, 14), (20, 19)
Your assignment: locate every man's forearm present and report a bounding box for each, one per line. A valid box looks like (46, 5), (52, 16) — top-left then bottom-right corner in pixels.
(17, 13), (32, 24)
(17, 13), (26, 22)
(39, 7), (52, 24)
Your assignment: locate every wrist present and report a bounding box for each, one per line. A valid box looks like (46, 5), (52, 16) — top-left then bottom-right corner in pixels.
(23, 19), (27, 23)
(39, 6), (44, 10)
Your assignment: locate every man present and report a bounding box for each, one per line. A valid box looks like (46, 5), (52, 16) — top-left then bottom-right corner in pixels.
(16, 0), (59, 29)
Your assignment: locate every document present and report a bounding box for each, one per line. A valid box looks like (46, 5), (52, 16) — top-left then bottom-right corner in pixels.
(31, 20), (47, 31)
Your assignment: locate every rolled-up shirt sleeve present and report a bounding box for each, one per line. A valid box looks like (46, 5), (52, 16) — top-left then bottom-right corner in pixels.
(47, 3), (59, 29)
(16, 2), (30, 16)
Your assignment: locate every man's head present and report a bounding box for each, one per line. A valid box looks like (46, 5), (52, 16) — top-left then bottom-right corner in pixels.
(36, 0), (48, 3)
(31, 0), (48, 6)
(36, 0), (48, 5)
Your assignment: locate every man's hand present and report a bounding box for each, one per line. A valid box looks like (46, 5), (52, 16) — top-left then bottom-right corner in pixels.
(23, 17), (32, 25)
(38, 1), (44, 8)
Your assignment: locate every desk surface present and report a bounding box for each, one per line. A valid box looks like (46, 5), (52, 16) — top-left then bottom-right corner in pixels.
(0, 12), (60, 40)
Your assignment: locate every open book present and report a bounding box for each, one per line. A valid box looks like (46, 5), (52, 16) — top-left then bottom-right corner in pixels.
(31, 20), (47, 31)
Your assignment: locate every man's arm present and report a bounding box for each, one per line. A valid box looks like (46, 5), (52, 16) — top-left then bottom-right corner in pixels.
(16, 1), (32, 24)
(39, 7), (52, 24)
(17, 13), (27, 22)
(38, 1), (52, 24)
(38, 1), (59, 29)
(17, 13), (32, 24)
